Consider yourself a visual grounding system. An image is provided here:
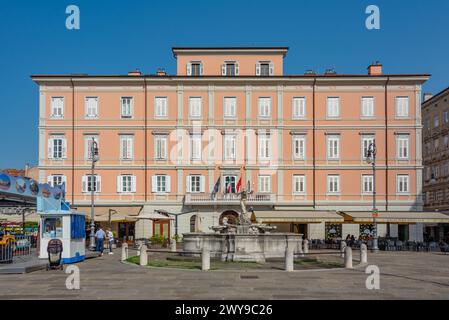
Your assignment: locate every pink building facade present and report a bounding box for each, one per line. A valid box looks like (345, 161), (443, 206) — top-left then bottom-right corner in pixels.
(33, 47), (430, 242)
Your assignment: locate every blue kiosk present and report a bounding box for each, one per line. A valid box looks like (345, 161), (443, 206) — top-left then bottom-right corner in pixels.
(0, 173), (86, 263)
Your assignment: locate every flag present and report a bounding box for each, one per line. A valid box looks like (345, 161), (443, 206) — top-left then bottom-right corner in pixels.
(212, 176), (220, 195)
(226, 180), (232, 194)
(247, 180), (251, 193)
(236, 177), (242, 193)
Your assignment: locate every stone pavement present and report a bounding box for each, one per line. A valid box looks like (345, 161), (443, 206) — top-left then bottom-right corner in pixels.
(0, 250), (448, 299)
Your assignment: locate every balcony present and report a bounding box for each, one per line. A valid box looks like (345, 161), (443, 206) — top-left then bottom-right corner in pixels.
(184, 193), (276, 205)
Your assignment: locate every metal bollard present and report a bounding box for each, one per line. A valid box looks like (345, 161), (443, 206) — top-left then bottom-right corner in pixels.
(285, 246), (294, 272)
(344, 246), (353, 269)
(201, 244), (210, 271)
(297, 239), (304, 257)
(171, 239), (177, 252)
(340, 241), (347, 258)
(139, 244), (148, 266)
(360, 243), (368, 264)
(303, 239), (309, 254)
(121, 243), (128, 261)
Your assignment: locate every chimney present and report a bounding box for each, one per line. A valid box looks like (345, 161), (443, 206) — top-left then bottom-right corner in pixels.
(304, 69), (316, 76)
(423, 93), (434, 102)
(156, 68), (167, 76)
(324, 68), (337, 75)
(368, 61), (382, 75)
(128, 69), (142, 76)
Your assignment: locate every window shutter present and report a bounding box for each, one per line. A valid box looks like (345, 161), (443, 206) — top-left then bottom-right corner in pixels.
(96, 176), (101, 192)
(127, 138), (133, 159)
(47, 175), (53, 186)
(152, 176), (157, 193)
(166, 176), (171, 193)
(82, 176), (87, 193)
(221, 64), (226, 76)
(256, 63), (261, 76)
(235, 63), (239, 76)
(61, 175), (67, 190)
(132, 175), (136, 193)
(200, 63), (204, 76)
(200, 176), (205, 193)
(117, 175), (122, 193)
(48, 139), (54, 159)
(186, 176), (191, 193)
(62, 139), (67, 158)
(269, 62), (274, 76)
(186, 62), (192, 76)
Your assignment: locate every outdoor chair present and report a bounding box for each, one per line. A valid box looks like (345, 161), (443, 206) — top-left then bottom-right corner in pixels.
(387, 240), (396, 251)
(396, 241), (403, 251)
(439, 244), (449, 254)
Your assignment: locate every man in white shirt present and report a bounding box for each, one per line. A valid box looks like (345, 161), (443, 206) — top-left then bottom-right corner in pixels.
(106, 228), (114, 255)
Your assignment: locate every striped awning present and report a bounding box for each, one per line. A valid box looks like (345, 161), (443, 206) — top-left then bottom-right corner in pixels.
(339, 211), (449, 224)
(254, 210), (344, 223)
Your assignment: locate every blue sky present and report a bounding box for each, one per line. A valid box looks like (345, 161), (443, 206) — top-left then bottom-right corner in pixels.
(1, 0), (448, 168)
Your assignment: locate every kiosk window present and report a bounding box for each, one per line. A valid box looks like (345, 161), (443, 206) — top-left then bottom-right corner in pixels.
(43, 217), (63, 238)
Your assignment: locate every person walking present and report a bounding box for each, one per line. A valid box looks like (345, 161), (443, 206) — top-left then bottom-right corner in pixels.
(95, 226), (106, 256)
(107, 228), (114, 255)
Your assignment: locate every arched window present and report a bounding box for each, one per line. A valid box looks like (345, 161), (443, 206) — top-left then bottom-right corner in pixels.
(190, 215), (197, 232)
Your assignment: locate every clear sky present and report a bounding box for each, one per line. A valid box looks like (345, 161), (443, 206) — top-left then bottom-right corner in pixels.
(1, 0), (448, 168)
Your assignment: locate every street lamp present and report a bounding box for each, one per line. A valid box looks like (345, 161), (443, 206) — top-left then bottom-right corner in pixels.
(89, 138), (99, 251)
(366, 140), (379, 253)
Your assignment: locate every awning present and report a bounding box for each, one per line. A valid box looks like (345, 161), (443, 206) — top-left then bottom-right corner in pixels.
(339, 211), (449, 224)
(76, 206), (142, 222)
(128, 212), (174, 221)
(0, 212), (40, 223)
(254, 210), (344, 223)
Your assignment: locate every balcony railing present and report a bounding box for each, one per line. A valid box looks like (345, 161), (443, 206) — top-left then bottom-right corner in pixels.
(184, 193), (276, 205)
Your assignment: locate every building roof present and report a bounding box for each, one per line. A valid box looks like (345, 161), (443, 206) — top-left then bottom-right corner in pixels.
(422, 85), (449, 107)
(172, 46), (289, 57)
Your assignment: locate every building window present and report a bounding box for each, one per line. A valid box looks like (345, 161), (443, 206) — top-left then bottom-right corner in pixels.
(258, 134), (271, 160)
(50, 97), (64, 118)
(84, 135), (99, 160)
(362, 175), (374, 193)
(223, 176), (237, 193)
(292, 97), (306, 119)
(327, 175), (340, 193)
(361, 135), (375, 159)
(85, 97), (99, 119)
(154, 135), (167, 160)
(189, 97), (202, 118)
(120, 135), (134, 160)
(222, 62), (239, 76)
(396, 134), (409, 160)
(224, 135), (236, 160)
(397, 175), (409, 193)
(48, 136), (66, 159)
(48, 174), (66, 187)
(190, 135), (202, 160)
(327, 135), (340, 160)
(258, 97), (271, 118)
(117, 175), (136, 193)
(223, 97), (237, 118)
(395, 97), (409, 118)
(258, 175), (271, 193)
(326, 97), (340, 118)
(361, 97), (374, 117)
(256, 61), (273, 76)
(293, 135), (306, 160)
(120, 97), (133, 118)
(152, 175), (170, 193)
(187, 175), (205, 193)
(82, 175), (101, 193)
(155, 97), (168, 118)
(443, 111), (449, 124)
(190, 215), (197, 232)
(293, 175), (306, 194)
(434, 115), (440, 128)
(444, 135), (449, 149)
(187, 62), (202, 76)
(434, 138), (439, 152)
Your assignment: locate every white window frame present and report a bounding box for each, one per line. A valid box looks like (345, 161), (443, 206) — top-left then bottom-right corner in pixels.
(120, 97), (133, 119)
(223, 97), (237, 119)
(293, 135), (306, 160)
(120, 135), (134, 160)
(154, 97), (168, 118)
(84, 135), (99, 160)
(224, 134), (236, 160)
(222, 61), (239, 76)
(47, 174), (67, 188)
(362, 175), (374, 194)
(258, 134), (271, 160)
(154, 135), (168, 160)
(82, 175), (101, 193)
(326, 97), (340, 118)
(152, 175), (171, 193)
(361, 135), (375, 160)
(395, 97), (410, 118)
(361, 96), (375, 118)
(258, 175), (271, 193)
(189, 97), (202, 119)
(85, 97), (99, 119)
(190, 135), (202, 160)
(292, 97), (306, 119)
(434, 115), (439, 128)
(187, 61), (203, 76)
(327, 175), (340, 194)
(396, 174), (410, 194)
(48, 135), (67, 160)
(186, 175), (205, 193)
(258, 97), (271, 118)
(396, 134), (410, 160)
(117, 174), (136, 193)
(256, 61), (274, 76)
(293, 175), (306, 194)
(50, 97), (64, 118)
(327, 135), (340, 160)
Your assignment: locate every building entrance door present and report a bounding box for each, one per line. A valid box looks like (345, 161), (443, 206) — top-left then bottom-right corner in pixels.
(118, 222), (135, 244)
(398, 225), (409, 241)
(153, 220), (170, 239)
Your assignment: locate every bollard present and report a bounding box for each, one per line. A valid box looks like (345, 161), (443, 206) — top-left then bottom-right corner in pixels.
(344, 246), (353, 269)
(360, 243), (368, 264)
(121, 243), (128, 262)
(297, 239), (304, 257)
(201, 244), (210, 271)
(340, 241), (347, 258)
(139, 244), (148, 266)
(171, 239), (177, 252)
(303, 239), (309, 254)
(285, 246), (294, 272)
